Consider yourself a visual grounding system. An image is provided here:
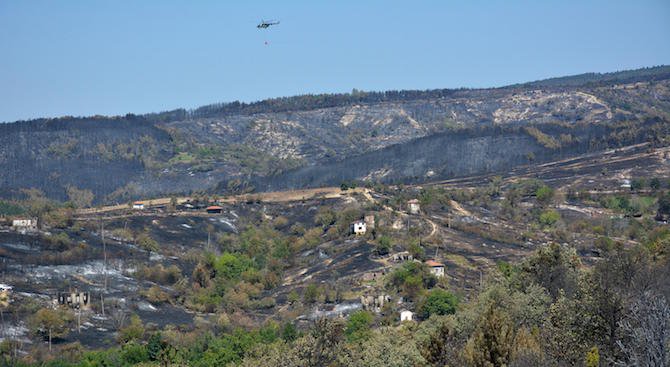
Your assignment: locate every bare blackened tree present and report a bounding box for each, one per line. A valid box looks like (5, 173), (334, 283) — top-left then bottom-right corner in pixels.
(615, 291), (670, 366)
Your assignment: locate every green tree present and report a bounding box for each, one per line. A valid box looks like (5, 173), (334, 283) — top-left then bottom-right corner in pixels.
(120, 341), (149, 364)
(418, 289), (458, 319)
(298, 318), (346, 367)
(402, 275), (425, 301)
(345, 311), (374, 342)
(658, 192), (670, 216)
(650, 177), (661, 190)
(519, 243), (580, 299)
(389, 262), (436, 301)
(544, 292), (594, 364)
(118, 314), (145, 344)
(192, 262), (212, 288)
(303, 284), (320, 304)
(631, 178), (646, 191)
(137, 231), (159, 259)
(214, 252), (254, 280)
(407, 239), (425, 260)
(342, 329), (426, 367)
(419, 318), (462, 366)
(536, 185), (554, 206)
(539, 209), (560, 226)
(281, 322), (298, 342)
(315, 208), (337, 227)
(66, 185), (95, 209)
(28, 307), (74, 351)
(376, 236), (392, 255)
(464, 304), (515, 367)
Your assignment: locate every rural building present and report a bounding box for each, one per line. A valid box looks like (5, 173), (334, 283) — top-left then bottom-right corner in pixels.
(620, 179), (631, 188)
(57, 291), (90, 310)
(392, 251), (413, 262)
(408, 199), (421, 214)
(400, 310), (414, 322)
(11, 218), (37, 232)
(132, 202), (145, 210)
(351, 220), (367, 235)
(360, 294), (391, 313)
(0, 284), (11, 307)
(206, 205), (223, 214)
(425, 259), (445, 277)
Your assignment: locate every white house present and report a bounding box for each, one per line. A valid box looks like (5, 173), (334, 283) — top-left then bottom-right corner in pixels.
(407, 199), (420, 214)
(11, 219), (37, 232)
(351, 220), (367, 235)
(132, 201), (145, 210)
(425, 260), (445, 278)
(400, 310), (414, 322)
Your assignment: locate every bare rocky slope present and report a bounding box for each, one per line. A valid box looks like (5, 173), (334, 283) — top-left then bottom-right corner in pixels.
(1, 66), (669, 203)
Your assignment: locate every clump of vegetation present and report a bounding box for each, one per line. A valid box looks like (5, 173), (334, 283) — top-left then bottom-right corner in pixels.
(539, 209), (561, 226)
(133, 264), (182, 285)
(0, 200), (25, 216)
(388, 262), (437, 301)
(524, 126), (561, 149)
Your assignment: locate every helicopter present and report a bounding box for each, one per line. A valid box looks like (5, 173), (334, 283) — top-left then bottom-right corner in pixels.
(257, 19), (280, 29)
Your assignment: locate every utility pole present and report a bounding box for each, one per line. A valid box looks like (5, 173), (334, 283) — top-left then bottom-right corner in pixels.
(100, 216), (108, 291)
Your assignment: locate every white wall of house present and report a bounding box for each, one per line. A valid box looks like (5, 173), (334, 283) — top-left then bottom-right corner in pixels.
(11, 219), (37, 231)
(352, 221), (367, 235)
(430, 266), (445, 277)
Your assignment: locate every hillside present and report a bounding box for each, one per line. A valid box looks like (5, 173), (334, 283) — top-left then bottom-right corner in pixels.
(1, 66), (670, 204)
(1, 140), (670, 365)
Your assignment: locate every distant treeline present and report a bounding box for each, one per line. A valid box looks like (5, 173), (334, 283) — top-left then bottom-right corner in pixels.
(145, 65), (670, 121)
(6, 65), (668, 126)
(515, 65), (670, 88)
(144, 88), (473, 122)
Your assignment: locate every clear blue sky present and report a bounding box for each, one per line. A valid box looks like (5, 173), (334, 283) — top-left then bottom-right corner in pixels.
(1, 0), (669, 122)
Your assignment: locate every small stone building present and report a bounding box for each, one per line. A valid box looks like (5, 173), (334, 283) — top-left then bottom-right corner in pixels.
(206, 205), (223, 214)
(407, 199), (421, 214)
(391, 251), (413, 262)
(351, 220), (367, 235)
(57, 291), (90, 310)
(11, 218), (37, 232)
(400, 310), (414, 322)
(425, 259), (445, 278)
(360, 294), (391, 313)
